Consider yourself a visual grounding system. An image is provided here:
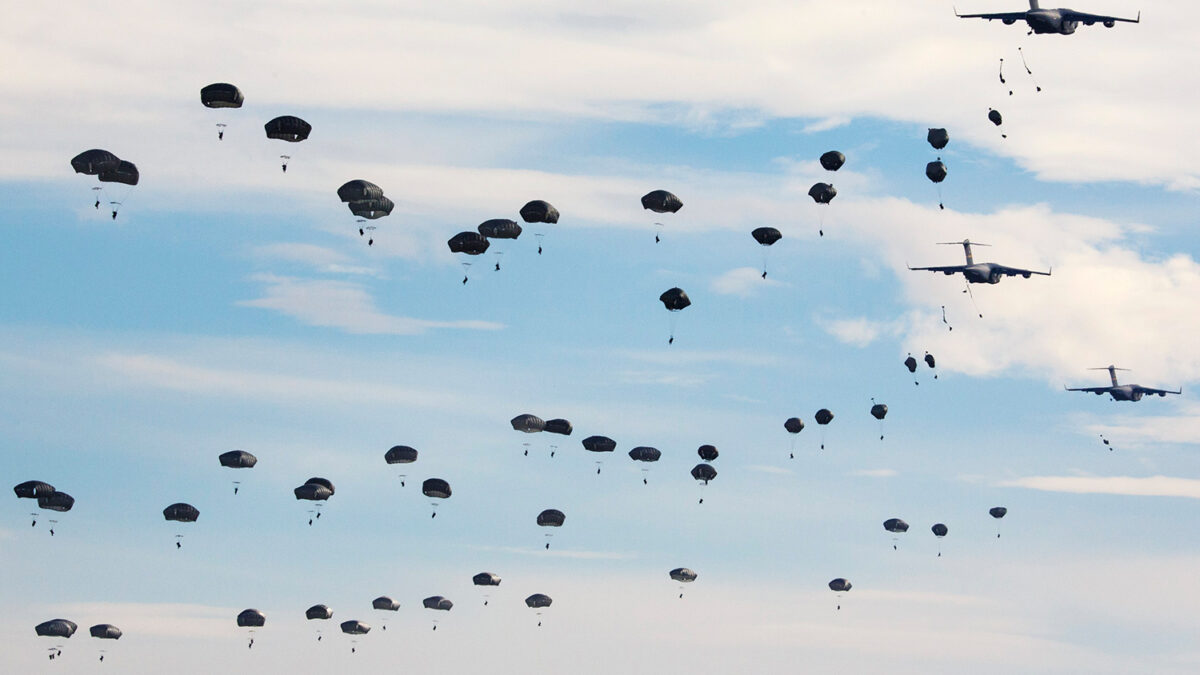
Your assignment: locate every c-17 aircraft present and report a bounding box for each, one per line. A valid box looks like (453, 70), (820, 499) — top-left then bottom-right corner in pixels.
(956, 1), (1139, 34)
(908, 240), (1051, 284)
(1066, 365), (1181, 401)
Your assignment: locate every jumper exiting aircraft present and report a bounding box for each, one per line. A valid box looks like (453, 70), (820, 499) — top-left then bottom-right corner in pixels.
(1066, 366), (1181, 401)
(907, 240), (1051, 284)
(955, 1), (1139, 34)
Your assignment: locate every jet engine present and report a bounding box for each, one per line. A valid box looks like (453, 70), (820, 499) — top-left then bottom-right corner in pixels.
(1131, 390), (1144, 401)
(1061, 20), (1078, 33)
(1103, 19), (1115, 27)
(1002, 17), (1017, 24)
(988, 269), (1002, 284)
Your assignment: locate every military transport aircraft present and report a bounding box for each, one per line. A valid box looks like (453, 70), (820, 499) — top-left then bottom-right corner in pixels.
(955, 1), (1139, 34)
(1066, 366), (1181, 401)
(907, 240), (1051, 284)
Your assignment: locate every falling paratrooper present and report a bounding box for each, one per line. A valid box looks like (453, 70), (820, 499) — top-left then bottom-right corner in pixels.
(932, 522), (949, 557)
(751, 227), (782, 278)
(641, 189), (682, 243)
(815, 408), (834, 449)
(628, 446), (661, 484)
(519, 200), (560, 254)
(785, 417), (804, 458)
(808, 182), (837, 236)
(659, 287), (691, 345)
(264, 116), (311, 171)
(669, 567), (697, 598)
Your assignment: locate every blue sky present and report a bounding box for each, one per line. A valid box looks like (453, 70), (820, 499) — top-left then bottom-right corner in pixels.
(3, 1), (1200, 672)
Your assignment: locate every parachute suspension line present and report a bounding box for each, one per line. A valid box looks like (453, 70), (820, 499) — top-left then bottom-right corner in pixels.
(789, 436), (797, 460)
(549, 443), (557, 459)
(30, 512), (37, 528)
(216, 122), (227, 140)
(535, 232), (545, 255)
(761, 247), (770, 279)
(461, 261), (472, 285)
(667, 311), (680, 345)
(654, 222), (664, 244)
(544, 532), (554, 550)
(642, 467), (650, 485)
(999, 58), (1012, 95)
(941, 305), (953, 332)
(1100, 434), (1113, 451)
(819, 427), (827, 450)
(91, 186), (103, 210)
(280, 155), (290, 173)
(232, 480), (241, 495)
(963, 279), (983, 318)
(594, 460), (603, 476)
(523, 441), (531, 457)
(1018, 47), (1042, 92)
(818, 207), (826, 237)
(493, 250), (503, 272)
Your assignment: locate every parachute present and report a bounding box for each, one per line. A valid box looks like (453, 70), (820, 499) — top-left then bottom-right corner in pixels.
(163, 503), (199, 522)
(264, 116), (311, 142)
(904, 355), (918, 373)
(473, 572), (501, 586)
(219, 450), (257, 468)
(814, 409), (834, 448)
(384, 445), (418, 464)
(691, 463), (717, 502)
(988, 108), (1007, 139)
(751, 227), (783, 278)
(927, 128), (950, 150)
(340, 620), (370, 635)
(819, 151), (846, 171)
(660, 287), (691, 344)
(641, 190), (683, 214)
(544, 418), (573, 435)
(36, 619), (77, 638)
(808, 183), (837, 204)
(883, 518), (909, 533)
(71, 150), (120, 175)
(784, 416), (805, 458)
(423, 596), (453, 611)
(932, 522), (949, 556)
(89, 624), (122, 640)
(448, 232), (490, 283)
(14, 480), (54, 499)
(828, 578), (852, 610)
(697, 444), (719, 462)
(924, 352), (936, 369)
(582, 435), (616, 453)
(200, 83), (243, 108)
(520, 200), (559, 223)
(237, 609), (266, 627)
(338, 180), (384, 203)
(294, 482), (332, 501)
(348, 197), (393, 220)
(477, 219), (522, 239)
(870, 403), (888, 420)
(537, 509), (565, 527)
(925, 161), (947, 184)
(669, 568), (697, 582)
(990, 506), (1007, 538)
(525, 593), (552, 608)
(372, 597), (400, 611)
(98, 160), (139, 186)
(38, 491), (74, 512)
(511, 414), (546, 433)
(306, 605), (333, 620)
(423, 478), (451, 517)
(628, 446), (661, 462)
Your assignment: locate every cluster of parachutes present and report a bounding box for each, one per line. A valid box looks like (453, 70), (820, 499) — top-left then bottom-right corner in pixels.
(70, 149), (138, 219)
(13, 480), (73, 534)
(446, 199), (561, 282)
(201, 83), (310, 171)
(882, 507), (1008, 554)
(33, 620), (120, 661)
(338, 180), (394, 246)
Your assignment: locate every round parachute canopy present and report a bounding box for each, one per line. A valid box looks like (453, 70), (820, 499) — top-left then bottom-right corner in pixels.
(264, 115), (311, 142)
(641, 190), (683, 214)
(38, 491), (74, 512)
(932, 523), (949, 537)
(348, 197), (394, 219)
(828, 578), (852, 592)
(544, 418), (573, 435)
(71, 149), (120, 175)
(219, 450), (257, 469)
(304, 477), (335, 494)
(537, 509), (565, 527)
(200, 83), (244, 109)
(525, 594), (552, 608)
(691, 463), (717, 483)
(751, 227), (782, 246)
(422, 478), (451, 499)
(883, 518), (909, 533)
(904, 355), (918, 373)
(293, 483), (332, 501)
(582, 435), (616, 453)
(819, 150), (846, 171)
(13, 480), (55, 499)
(927, 128), (950, 150)
(669, 568), (697, 583)
(784, 417), (805, 434)
(628, 446), (661, 462)
(372, 597), (400, 611)
(237, 609), (265, 628)
(477, 219), (523, 239)
(925, 161), (948, 184)
(660, 287), (691, 311)
(337, 180), (384, 203)
(815, 409), (834, 425)
(924, 352), (936, 368)
(98, 160), (139, 186)
(305, 605), (333, 620)
(697, 444), (719, 461)
(989, 506), (1008, 519)
(988, 109), (1003, 126)
(870, 403), (888, 420)
(473, 572), (501, 586)
(89, 624), (122, 640)
(384, 445), (418, 464)
(163, 503), (199, 523)
(808, 183), (837, 204)
(511, 414), (546, 433)
(447, 231), (490, 255)
(340, 620), (370, 635)
(423, 596), (453, 611)
(519, 200), (560, 224)
(35, 619), (77, 638)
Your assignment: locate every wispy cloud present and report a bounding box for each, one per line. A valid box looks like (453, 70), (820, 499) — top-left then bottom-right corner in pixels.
(851, 468), (898, 478)
(818, 316), (897, 348)
(1000, 475), (1200, 499)
(711, 267), (784, 297)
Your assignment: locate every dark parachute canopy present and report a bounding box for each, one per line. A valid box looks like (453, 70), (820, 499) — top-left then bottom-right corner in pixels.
(264, 116), (311, 142)
(163, 503), (199, 522)
(423, 596), (453, 611)
(306, 605), (333, 620)
(348, 197), (394, 220)
(669, 568), (698, 583)
(544, 418), (573, 435)
(305, 477), (334, 494)
(89, 624), (122, 640)
(819, 150), (846, 171)
(691, 463), (717, 483)
(828, 578), (852, 592)
(660, 287), (691, 311)
(697, 444), (719, 461)
(525, 594), (552, 608)
(989, 506), (1008, 519)
(337, 180), (384, 203)
(988, 108), (1003, 126)
(340, 620), (370, 635)
(422, 478), (452, 499)
(473, 572), (502, 586)
(200, 83), (244, 108)
(751, 227), (782, 246)
(71, 149), (120, 175)
(628, 446), (661, 462)
(582, 435), (616, 453)
(511, 414), (546, 433)
(870, 403), (888, 421)
(447, 231), (490, 255)
(926, 161), (948, 184)
(537, 509), (565, 527)
(36, 619), (77, 638)
(904, 355), (918, 373)
(477, 219), (523, 239)
(641, 190), (683, 214)
(927, 128), (950, 150)
(924, 352), (936, 369)
(372, 597), (400, 611)
(815, 409), (834, 425)
(784, 417), (805, 434)
(932, 523), (949, 537)
(519, 200), (560, 224)
(384, 445), (418, 464)
(219, 450), (257, 468)
(883, 518), (910, 533)
(237, 609), (266, 628)
(14, 480), (54, 498)
(808, 182), (837, 204)
(38, 491), (74, 512)
(294, 481), (333, 501)
(99, 160), (139, 186)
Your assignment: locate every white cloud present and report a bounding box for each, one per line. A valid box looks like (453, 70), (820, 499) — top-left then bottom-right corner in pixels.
(238, 274), (503, 334)
(1001, 475), (1200, 499)
(711, 267), (784, 297)
(818, 317), (896, 348)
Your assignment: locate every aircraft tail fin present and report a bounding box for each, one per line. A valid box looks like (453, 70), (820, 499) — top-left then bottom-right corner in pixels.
(937, 239), (989, 265)
(1088, 365), (1127, 387)
(1029, 0), (1040, 10)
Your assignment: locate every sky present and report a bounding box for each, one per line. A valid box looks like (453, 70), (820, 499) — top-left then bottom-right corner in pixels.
(2, 0), (1200, 672)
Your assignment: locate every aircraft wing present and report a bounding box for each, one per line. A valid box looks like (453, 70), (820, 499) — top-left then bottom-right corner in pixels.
(907, 264), (965, 275)
(991, 264), (1051, 278)
(1065, 386), (1112, 393)
(1063, 10), (1140, 24)
(954, 9), (1027, 21)
(1134, 385), (1182, 396)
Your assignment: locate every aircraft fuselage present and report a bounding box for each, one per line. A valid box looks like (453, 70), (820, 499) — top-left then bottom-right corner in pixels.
(953, 263), (1004, 284)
